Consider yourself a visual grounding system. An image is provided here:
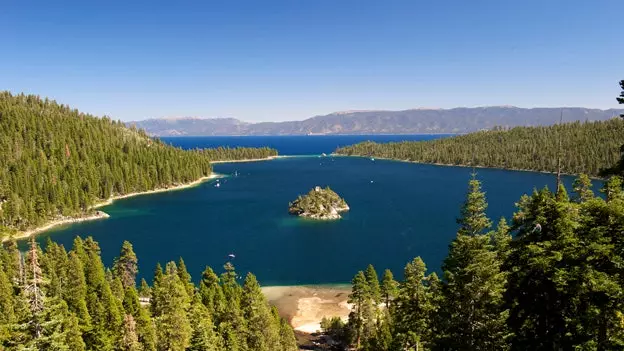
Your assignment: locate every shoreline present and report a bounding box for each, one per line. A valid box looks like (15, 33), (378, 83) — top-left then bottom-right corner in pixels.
(209, 155), (280, 164)
(4, 173), (222, 242)
(262, 285), (352, 334)
(333, 154), (604, 180)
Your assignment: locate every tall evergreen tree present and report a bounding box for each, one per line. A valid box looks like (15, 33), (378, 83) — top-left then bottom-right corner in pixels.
(435, 176), (508, 350)
(241, 273), (280, 351)
(114, 241), (139, 289)
(154, 262), (192, 351)
(391, 257), (434, 351)
(348, 271), (370, 349)
(380, 269), (398, 310)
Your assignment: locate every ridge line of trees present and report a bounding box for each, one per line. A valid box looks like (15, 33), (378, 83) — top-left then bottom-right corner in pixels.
(335, 118), (624, 177)
(0, 236), (297, 350)
(0, 92), (277, 236)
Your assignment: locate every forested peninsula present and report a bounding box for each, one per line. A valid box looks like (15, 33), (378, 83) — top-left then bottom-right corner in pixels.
(0, 92), (277, 238)
(335, 118), (624, 177)
(0, 237), (298, 350)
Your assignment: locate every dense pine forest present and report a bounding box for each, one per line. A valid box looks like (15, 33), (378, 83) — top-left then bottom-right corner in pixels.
(325, 173), (624, 350)
(335, 118), (624, 177)
(200, 147), (277, 162)
(0, 236), (297, 351)
(0, 92), (276, 235)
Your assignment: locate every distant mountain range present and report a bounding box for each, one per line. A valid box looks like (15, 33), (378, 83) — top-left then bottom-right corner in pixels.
(129, 107), (624, 136)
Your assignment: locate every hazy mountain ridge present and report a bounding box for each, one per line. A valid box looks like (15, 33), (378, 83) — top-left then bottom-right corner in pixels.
(130, 107), (624, 136)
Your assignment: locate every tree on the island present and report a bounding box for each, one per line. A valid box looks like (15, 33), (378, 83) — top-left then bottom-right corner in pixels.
(113, 241), (138, 289)
(434, 175), (508, 350)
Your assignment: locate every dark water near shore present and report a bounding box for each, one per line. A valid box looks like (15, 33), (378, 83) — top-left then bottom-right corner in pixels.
(28, 135), (602, 286)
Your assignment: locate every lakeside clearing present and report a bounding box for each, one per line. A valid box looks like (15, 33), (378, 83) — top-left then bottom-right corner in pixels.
(3, 173), (222, 242)
(263, 285), (352, 334)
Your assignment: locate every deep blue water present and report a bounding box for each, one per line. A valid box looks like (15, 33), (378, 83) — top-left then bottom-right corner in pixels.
(162, 134), (452, 155)
(28, 136), (601, 286)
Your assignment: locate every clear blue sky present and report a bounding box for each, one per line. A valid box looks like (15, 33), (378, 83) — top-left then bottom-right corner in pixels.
(2, 0), (622, 122)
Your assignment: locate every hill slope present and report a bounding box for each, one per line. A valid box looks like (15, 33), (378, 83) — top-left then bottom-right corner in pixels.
(335, 119), (624, 176)
(0, 92), (276, 235)
(131, 107), (624, 136)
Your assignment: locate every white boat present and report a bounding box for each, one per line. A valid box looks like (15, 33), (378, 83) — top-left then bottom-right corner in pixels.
(228, 253), (236, 259)
(215, 183), (221, 188)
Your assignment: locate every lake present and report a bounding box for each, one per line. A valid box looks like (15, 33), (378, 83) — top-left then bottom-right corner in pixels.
(28, 135), (599, 286)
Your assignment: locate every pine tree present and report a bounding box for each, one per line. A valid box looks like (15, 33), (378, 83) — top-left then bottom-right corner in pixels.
(177, 257), (195, 297)
(0, 267), (14, 343)
(380, 269), (398, 309)
(135, 305), (157, 351)
(154, 262), (192, 351)
(506, 187), (576, 349)
(121, 314), (141, 351)
(364, 264), (381, 305)
(65, 251), (91, 327)
(241, 273), (281, 351)
(435, 176), (508, 350)
(138, 278), (151, 299)
(573, 173), (595, 202)
(188, 294), (223, 351)
(391, 257), (433, 350)
(271, 306), (298, 351)
(348, 271), (369, 349)
(64, 312), (86, 351)
(114, 241), (138, 289)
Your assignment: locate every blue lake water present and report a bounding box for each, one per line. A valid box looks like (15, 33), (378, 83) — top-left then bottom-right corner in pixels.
(29, 135), (601, 286)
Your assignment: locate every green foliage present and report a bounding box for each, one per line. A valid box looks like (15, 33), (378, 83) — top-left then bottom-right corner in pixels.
(0, 92), (277, 237)
(114, 241), (139, 289)
(288, 186), (349, 218)
(199, 146), (277, 162)
(335, 118), (624, 176)
(0, 237), (296, 350)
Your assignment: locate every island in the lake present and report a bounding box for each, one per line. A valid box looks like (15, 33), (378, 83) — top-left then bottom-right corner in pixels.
(289, 186), (350, 220)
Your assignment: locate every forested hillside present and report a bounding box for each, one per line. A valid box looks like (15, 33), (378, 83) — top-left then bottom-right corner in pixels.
(201, 146), (277, 162)
(0, 237), (297, 350)
(335, 118), (624, 176)
(328, 174), (624, 350)
(0, 92), (276, 235)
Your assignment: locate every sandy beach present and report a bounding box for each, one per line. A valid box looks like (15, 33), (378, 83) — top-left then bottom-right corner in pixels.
(3, 173), (222, 242)
(263, 285), (352, 334)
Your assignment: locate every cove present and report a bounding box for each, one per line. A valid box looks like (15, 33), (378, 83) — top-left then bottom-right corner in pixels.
(26, 153), (600, 286)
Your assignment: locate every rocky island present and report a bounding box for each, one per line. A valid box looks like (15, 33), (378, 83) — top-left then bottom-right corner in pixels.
(288, 186), (350, 220)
